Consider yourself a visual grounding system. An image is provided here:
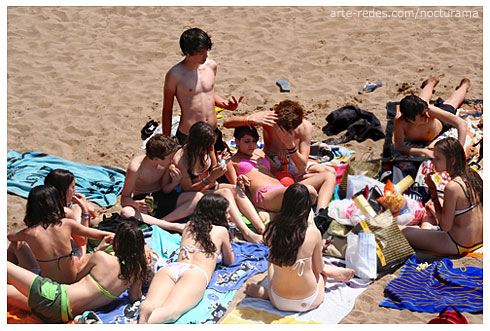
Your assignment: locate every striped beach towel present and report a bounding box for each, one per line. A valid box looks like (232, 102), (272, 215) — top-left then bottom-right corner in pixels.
(380, 254), (483, 313)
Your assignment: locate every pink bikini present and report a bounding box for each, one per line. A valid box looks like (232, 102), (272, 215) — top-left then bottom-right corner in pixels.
(237, 157), (284, 209)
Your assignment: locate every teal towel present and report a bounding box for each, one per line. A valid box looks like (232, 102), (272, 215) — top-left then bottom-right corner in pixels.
(7, 150), (125, 207)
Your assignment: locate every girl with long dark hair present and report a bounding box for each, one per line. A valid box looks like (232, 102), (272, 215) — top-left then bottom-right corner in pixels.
(173, 121), (264, 243)
(138, 194), (234, 323)
(7, 185), (113, 284)
(402, 137), (483, 255)
(245, 184), (353, 312)
(7, 221), (146, 323)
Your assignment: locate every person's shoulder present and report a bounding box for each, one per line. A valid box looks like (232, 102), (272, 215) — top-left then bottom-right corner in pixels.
(444, 180), (461, 195)
(205, 58), (217, 69)
(128, 155), (146, 171)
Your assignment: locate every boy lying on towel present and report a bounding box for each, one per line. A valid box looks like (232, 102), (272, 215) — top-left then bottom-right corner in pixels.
(394, 77), (469, 158)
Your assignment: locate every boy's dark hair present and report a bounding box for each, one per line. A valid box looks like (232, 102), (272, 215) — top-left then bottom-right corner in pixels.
(145, 134), (178, 160)
(179, 27), (213, 56)
(24, 185), (65, 229)
(399, 94), (429, 122)
(44, 169), (75, 206)
(113, 221), (147, 283)
(188, 194), (229, 256)
(233, 125), (259, 141)
(273, 100), (304, 131)
(263, 183), (312, 267)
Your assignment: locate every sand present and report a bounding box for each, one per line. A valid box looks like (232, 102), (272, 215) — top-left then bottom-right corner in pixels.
(6, 6), (483, 324)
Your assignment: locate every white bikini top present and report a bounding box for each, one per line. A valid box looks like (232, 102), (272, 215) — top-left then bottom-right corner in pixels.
(291, 257), (312, 277)
(180, 244), (223, 264)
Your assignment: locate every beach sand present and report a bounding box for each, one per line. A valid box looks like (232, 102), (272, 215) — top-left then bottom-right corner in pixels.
(6, 6), (483, 323)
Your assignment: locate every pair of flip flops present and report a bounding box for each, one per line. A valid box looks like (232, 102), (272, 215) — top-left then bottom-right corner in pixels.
(141, 120), (159, 140)
(74, 311), (102, 324)
(428, 306), (469, 324)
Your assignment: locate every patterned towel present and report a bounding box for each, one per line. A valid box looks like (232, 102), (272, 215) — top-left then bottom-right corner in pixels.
(94, 225), (269, 324)
(380, 254), (483, 313)
(7, 150), (125, 207)
(221, 257), (369, 324)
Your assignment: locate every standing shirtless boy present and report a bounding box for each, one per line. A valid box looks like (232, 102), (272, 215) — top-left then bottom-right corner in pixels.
(394, 77), (469, 158)
(120, 134), (203, 233)
(162, 27), (243, 156)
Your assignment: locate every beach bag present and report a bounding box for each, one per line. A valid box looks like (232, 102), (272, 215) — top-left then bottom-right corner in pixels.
(346, 175), (385, 200)
(427, 306), (468, 324)
(345, 231), (377, 280)
(353, 210), (414, 278)
(338, 159), (382, 198)
(322, 220), (353, 259)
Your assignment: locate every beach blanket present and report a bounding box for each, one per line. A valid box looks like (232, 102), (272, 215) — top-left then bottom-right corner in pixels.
(380, 254), (483, 313)
(221, 257), (369, 324)
(7, 150), (125, 207)
(93, 225), (269, 324)
(382, 99), (483, 163)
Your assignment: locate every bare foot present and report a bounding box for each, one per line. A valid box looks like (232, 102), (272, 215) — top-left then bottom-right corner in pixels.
(456, 78), (470, 90)
(322, 265), (355, 282)
(245, 283), (269, 299)
(420, 76), (440, 89)
(243, 230), (264, 244)
(137, 300), (153, 324)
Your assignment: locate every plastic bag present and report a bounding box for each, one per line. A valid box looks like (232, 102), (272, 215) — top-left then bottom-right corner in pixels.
(345, 231), (377, 280)
(395, 196), (426, 226)
(327, 199), (359, 225)
(346, 175), (385, 200)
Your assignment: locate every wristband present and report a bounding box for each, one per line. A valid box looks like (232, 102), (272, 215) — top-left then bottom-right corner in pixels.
(81, 212), (89, 215)
(431, 196), (438, 202)
(243, 116), (249, 126)
(287, 146), (297, 154)
(202, 177), (209, 185)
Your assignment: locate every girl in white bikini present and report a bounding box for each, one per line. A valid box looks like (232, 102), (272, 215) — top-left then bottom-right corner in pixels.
(245, 184), (354, 312)
(138, 193), (235, 323)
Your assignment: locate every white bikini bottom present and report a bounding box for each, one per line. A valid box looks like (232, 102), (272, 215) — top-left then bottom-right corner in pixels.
(269, 286), (319, 312)
(166, 262), (209, 286)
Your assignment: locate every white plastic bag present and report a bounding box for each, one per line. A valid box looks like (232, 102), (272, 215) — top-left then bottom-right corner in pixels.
(327, 199), (359, 225)
(346, 175), (385, 200)
(394, 196), (426, 226)
(345, 231), (377, 280)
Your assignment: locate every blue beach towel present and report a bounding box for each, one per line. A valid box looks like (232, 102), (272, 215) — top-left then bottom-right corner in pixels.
(7, 150), (125, 207)
(94, 226), (268, 324)
(380, 254), (483, 313)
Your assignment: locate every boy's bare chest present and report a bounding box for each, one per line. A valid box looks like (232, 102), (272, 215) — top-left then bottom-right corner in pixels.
(404, 119), (442, 142)
(178, 69), (215, 94)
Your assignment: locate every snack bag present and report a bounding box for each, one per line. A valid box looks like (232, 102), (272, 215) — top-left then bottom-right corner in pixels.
(377, 180), (406, 216)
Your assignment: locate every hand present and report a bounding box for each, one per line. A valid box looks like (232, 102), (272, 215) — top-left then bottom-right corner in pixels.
(223, 96), (244, 111)
(423, 148), (434, 159)
(217, 150), (231, 165)
(273, 125), (296, 149)
(425, 199), (436, 216)
(96, 234), (114, 252)
(424, 172), (437, 194)
(237, 174), (251, 188)
(169, 165), (182, 184)
(209, 165), (227, 181)
(249, 110), (278, 127)
(134, 199), (151, 214)
(72, 193), (89, 214)
(277, 150), (289, 165)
